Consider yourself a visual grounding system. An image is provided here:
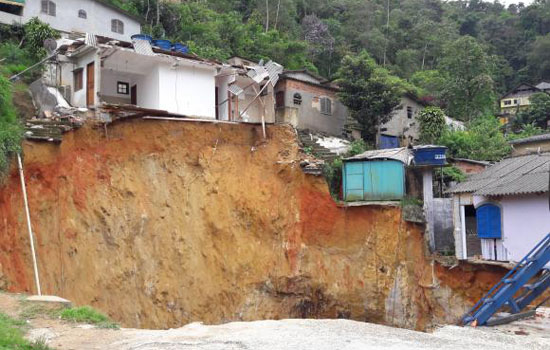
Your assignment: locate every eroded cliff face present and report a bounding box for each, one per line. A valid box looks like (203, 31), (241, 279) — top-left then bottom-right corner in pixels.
(0, 120), (504, 330)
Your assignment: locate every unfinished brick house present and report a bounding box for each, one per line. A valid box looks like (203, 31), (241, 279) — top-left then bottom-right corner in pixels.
(274, 70), (348, 136)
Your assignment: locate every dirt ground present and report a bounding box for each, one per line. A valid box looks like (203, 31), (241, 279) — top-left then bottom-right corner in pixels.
(2, 292), (550, 350)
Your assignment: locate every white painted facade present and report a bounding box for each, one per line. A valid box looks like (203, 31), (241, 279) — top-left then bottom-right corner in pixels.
(0, 0), (141, 41)
(454, 193), (550, 263)
(61, 46), (218, 119)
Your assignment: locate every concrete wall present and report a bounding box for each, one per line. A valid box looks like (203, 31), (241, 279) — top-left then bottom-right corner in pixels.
(433, 198), (454, 253)
(71, 48), (99, 108)
(135, 66), (159, 110)
(381, 96), (423, 144)
(275, 79), (347, 136)
(157, 62), (216, 118)
(498, 194), (550, 262)
(0, 0), (140, 41)
(100, 69), (137, 104)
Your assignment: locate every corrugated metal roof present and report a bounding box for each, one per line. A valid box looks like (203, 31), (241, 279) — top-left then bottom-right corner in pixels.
(509, 133), (550, 145)
(449, 153), (550, 196)
(344, 147), (413, 165)
(536, 82), (550, 90)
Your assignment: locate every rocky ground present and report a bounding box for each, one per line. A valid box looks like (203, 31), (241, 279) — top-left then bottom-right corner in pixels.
(2, 292), (550, 350)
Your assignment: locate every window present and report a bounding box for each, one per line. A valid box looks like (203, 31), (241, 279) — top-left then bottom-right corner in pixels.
(476, 203), (502, 239)
(513, 99), (518, 105)
(320, 97), (332, 115)
(117, 82), (129, 95)
(504, 100), (512, 106)
(41, 1), (56, 16)
(73, 69), (83, 91)
(293, 93), (302, 105)
(111, 19), (124, 34)
(407, 106), (413, 119)
(78, 10), (87, 19)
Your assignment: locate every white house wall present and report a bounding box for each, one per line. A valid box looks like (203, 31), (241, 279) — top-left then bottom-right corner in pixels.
(71, 48), (99, 108)
(157, 63), (216, 118)
(135, 66), (160, 110)
(1, 0), (141, 41)
(498, 194), (550, 262)
(100, 69), (138, 104)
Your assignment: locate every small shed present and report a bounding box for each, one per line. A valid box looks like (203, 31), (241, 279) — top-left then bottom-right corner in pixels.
(343, 148), (413, 201)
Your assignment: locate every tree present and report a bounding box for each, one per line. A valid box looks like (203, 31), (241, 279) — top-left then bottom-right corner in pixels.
(513, 92), (550, 130)
(439, 36), (495, 120)
(336, 51), (406, 144)
(527, 34), (550, 81)
(417, 107), (447, 144)
(22, 18), (59, 60)
(438, 115), (510, 161)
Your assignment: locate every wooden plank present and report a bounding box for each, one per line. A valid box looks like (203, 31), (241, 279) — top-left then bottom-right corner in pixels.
(485, 310), (536, 326)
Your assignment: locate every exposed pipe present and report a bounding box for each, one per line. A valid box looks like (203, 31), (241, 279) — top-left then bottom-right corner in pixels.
(17, 154), (42, 296)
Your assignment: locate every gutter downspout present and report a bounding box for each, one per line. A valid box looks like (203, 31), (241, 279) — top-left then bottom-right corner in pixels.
(17, 154), (42, 296)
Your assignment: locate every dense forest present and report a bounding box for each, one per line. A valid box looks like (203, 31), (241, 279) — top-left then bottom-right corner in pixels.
(106, 1), (550, 93)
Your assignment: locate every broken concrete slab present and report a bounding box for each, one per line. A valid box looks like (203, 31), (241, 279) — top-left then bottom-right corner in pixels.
(26, 295), (72, 307)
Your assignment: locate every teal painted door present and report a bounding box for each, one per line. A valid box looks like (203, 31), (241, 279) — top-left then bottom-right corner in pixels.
(344, 160), (405, 201)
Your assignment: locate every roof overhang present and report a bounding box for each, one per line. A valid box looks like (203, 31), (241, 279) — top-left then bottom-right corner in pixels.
(0, 0), (25, 6)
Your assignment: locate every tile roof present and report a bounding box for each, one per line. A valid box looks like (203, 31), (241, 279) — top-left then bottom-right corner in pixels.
(448, 153), (550, 196)
(509, 133), (550, 145)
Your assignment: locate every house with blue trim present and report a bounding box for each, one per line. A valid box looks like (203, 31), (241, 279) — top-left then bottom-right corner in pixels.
(449, 153), (550, 263)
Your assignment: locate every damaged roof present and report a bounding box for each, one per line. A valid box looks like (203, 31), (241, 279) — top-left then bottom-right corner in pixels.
(448, 153), (550, 196)
(345, 147), (413, 165)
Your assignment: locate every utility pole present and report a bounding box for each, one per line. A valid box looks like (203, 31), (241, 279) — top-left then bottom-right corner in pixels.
(17, 154), (41, 296)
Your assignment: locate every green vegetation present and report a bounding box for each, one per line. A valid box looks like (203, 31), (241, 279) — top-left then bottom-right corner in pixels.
(417, 106), (446, 144)
(0, 74), (22, 177)
(60, 306), (119, 329)
(0, 312), (51, 350)
(438, 115), (511, 161)
(337, 51), (407, 144)
(514, 92), (550, 130)
(441, 166), (467, 183)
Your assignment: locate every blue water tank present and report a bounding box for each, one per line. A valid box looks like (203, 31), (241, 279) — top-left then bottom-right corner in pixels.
(131, 34), (153, 43)
(152, 39), (172, 50)
(172, 43), (189, 54)
(413, 146), (447, 166)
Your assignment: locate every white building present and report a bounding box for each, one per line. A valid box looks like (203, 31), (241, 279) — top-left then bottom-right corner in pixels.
(0, 0), (142, 42)
(449, 153), (550, 263)
(45, 36), (279, 124)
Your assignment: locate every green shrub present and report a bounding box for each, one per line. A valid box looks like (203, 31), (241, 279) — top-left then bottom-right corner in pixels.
(0, 74), (22, 178)
(60, 306), (119, 329)
(0, 312), (51, 350)
(347, 139), (368, 156)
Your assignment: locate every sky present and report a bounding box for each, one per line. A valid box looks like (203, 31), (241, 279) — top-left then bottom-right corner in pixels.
(497, 0), (534, 6)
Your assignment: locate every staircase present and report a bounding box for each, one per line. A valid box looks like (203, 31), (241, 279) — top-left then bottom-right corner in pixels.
(462, 233), (550, 326)
(297, 130), (339, 162)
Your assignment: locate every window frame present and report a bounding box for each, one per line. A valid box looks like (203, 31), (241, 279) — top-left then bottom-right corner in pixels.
(293, 93), (302, 105)
(117, 81), (130, 95)
(320, 97), (332, 115)
(73, 68), (84, 92)
(503, 99), (512, 106)
(78, 9), (87, 19)
(111, 19), (124, 34)
(41, 0), (56, 16)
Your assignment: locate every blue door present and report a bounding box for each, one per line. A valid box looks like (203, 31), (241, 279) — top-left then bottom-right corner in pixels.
(380, 135), (399, 149)
(476, 204), (502, 239)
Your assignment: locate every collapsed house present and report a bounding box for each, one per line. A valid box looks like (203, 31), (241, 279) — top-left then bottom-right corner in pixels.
(30, 34), (282, 132)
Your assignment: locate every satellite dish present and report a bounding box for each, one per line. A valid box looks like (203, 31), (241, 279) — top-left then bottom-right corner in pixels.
(43, 38), (57, 54)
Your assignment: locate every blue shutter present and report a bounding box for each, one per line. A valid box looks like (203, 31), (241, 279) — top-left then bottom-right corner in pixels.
(476, 204), (502, 239)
